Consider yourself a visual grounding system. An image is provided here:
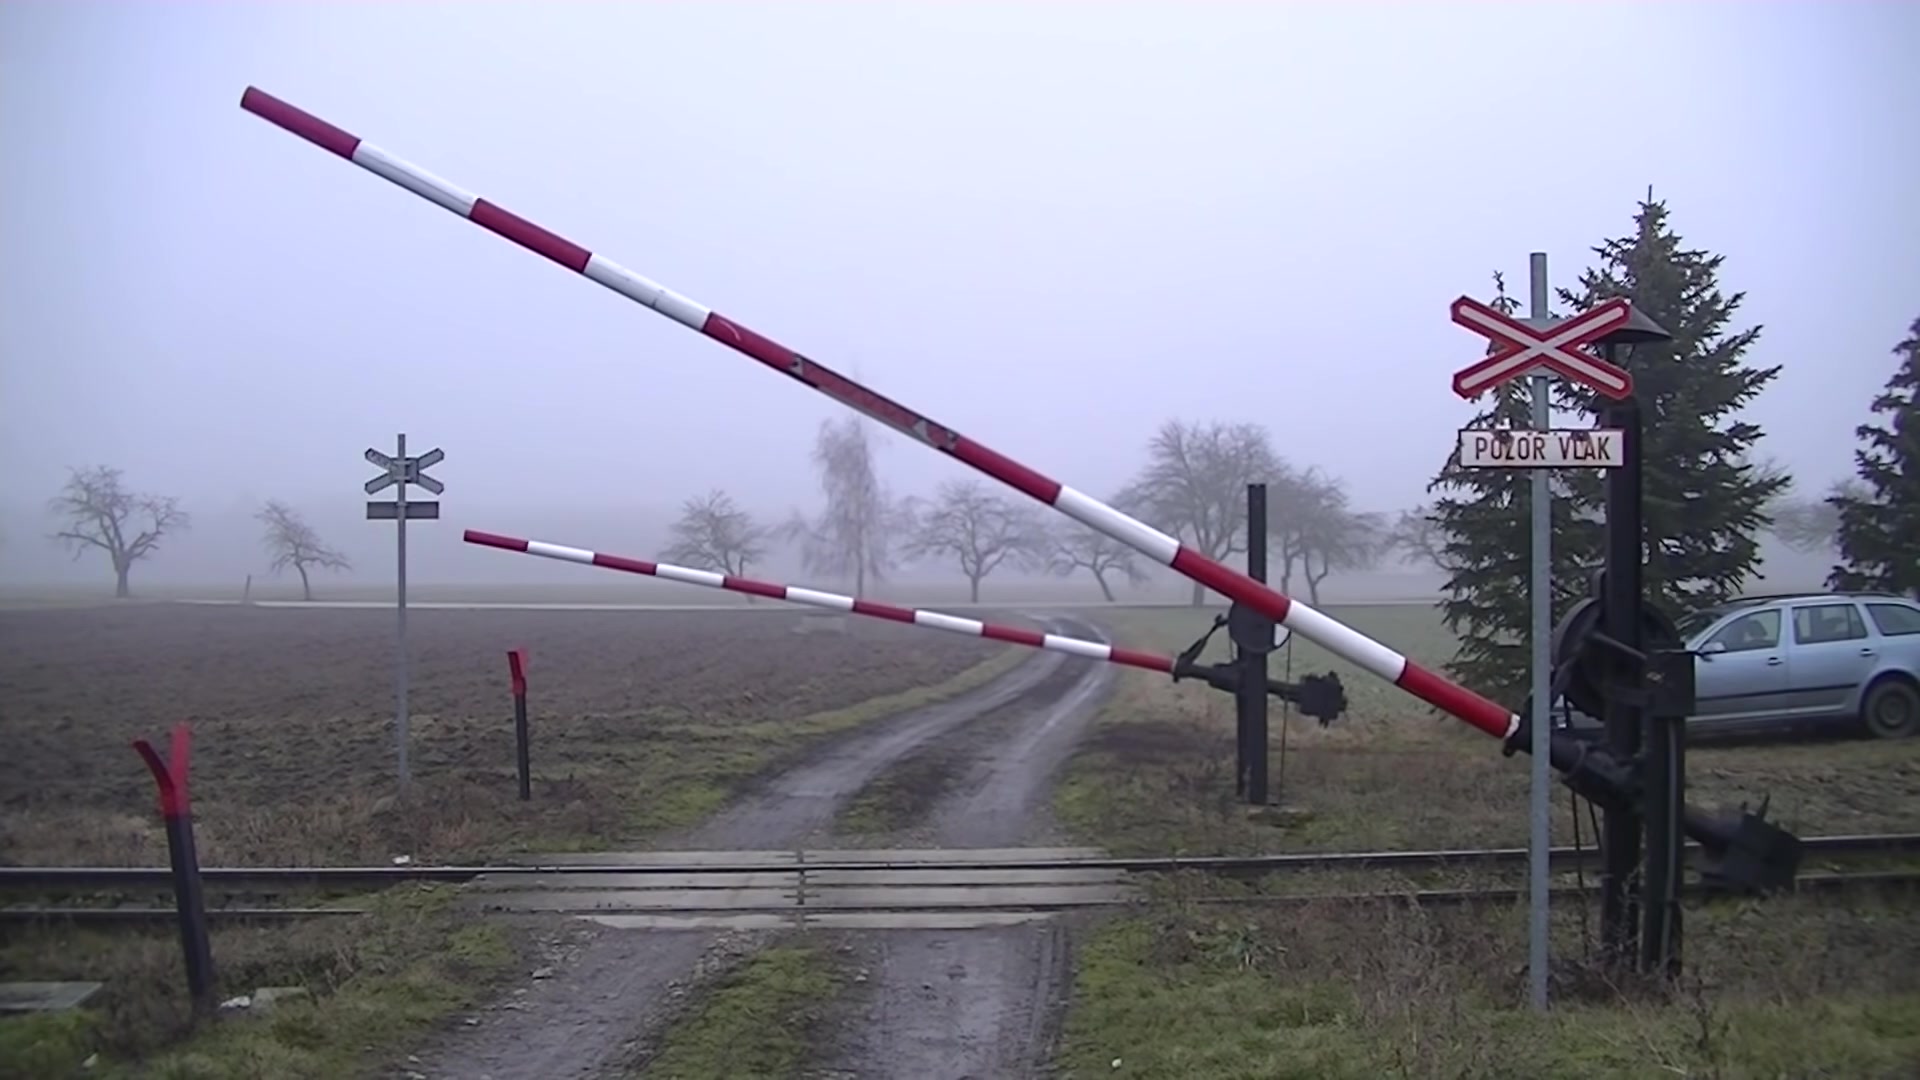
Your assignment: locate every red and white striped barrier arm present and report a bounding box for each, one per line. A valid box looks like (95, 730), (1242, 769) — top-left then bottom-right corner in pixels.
(463, 530), (1173, 674)
(240, 88), (1517, 742)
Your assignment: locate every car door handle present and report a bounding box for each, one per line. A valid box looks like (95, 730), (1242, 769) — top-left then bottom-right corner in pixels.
(1860, 647), (1877, 657)
(1766, 656), (1783, 666)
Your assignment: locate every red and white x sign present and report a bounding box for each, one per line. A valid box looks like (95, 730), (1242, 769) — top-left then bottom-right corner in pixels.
(1450, 296), (1635, 400)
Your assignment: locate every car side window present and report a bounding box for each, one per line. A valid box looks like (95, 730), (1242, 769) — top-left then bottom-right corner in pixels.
(1707, 610), (1781, 653)
(1792, 603), (1868, 645)
(1867, 603), (1920, 637)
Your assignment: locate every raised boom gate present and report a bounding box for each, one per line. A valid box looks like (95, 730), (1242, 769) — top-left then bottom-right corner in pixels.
(237, 88), (1805, 948)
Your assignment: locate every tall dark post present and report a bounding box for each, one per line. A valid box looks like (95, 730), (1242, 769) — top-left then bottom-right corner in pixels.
(1242, 483), (1271, 806)
(133, 723), (215, 1019)
(1599, 373), (1644, 966)
(1620, 396), (1684, 977)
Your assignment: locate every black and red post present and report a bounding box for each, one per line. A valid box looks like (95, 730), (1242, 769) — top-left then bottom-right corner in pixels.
(508, 649), (531, 800)
(132, 722), (215, 1018)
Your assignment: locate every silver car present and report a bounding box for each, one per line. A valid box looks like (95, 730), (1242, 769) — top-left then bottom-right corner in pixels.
(1678, 592), (1920, 738)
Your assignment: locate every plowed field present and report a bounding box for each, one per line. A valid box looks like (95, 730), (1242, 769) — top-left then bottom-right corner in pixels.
(0, 603), (1003, 864)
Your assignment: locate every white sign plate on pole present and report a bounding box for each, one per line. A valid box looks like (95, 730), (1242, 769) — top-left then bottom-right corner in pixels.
(1457, 428), (1625, 469)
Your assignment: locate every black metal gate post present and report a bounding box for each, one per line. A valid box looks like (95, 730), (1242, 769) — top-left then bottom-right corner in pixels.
(132, 722), (215, 1019)
(1241, 483), (1272, 806)
(1613, 397), (1685, 977)
(1599, 384), (1645, 967)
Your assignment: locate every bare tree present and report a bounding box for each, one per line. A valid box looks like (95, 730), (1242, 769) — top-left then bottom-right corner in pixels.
(1050, 524), (1148, 602)
(661, 489), (768, 577)
(1271, 470), (1384, 605)
(256, 499), (351, 601)
(1116, 419), (1288, 605)
(49, 466), (189, 599)
(785, 416), (903, 596)
(1768, 480), (1864, 554)
(1384, 503), (1452, 571)
(905, 479), (1050, 602)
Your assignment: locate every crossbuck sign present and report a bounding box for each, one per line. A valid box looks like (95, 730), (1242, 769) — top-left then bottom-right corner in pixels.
(1450, 296), (1634, 400)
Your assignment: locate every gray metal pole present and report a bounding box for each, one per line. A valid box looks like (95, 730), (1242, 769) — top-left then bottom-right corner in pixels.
(395, 431), (411, 793)
(1526, 253), (1553, 1011)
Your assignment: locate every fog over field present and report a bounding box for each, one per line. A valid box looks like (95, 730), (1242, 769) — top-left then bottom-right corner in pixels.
(1, 3), (1909, 600)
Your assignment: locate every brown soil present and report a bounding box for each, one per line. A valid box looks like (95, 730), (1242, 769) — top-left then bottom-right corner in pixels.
(0, 603), (1000, 865)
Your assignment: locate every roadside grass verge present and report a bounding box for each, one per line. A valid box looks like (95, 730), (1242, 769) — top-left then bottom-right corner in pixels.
(1055, 603), (1920, 1077)
(1065, 605), (1920, 854)
(624, 944), (842, 1079)
(0, 886), (516, 1079)
(1058, 898), (1920, 1079)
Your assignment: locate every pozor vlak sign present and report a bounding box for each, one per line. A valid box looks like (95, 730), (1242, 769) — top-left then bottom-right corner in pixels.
(1450, 294), (1633, 470)
(1458, 427), (1623, 468)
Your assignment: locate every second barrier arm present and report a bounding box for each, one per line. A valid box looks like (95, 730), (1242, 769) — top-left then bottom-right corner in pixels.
(462, 529), (1348, 720)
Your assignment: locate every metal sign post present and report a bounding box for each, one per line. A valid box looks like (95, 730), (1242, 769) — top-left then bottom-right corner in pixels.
(1239, 483), (1271, 806)
(1452, 254), (1635, 1011)
(1523, 255), (1555, 1014)
(364, 436), (445, 793)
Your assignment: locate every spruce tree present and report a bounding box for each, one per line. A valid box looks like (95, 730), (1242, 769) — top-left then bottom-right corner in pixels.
(1829, 315), (1920, 597)
(1555, 196), (1787, 619)
(1426, 272), (1600, 706)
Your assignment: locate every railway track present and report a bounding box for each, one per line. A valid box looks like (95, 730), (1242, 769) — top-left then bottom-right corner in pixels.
(6, 831), (1916, 891)
(5, 872), (1917, 929)
(4, 834), (1916, 929)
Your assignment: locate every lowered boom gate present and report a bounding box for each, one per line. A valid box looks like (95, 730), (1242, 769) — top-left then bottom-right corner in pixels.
(463, 529), (1349, 723)
(240, 87), (1804, 974)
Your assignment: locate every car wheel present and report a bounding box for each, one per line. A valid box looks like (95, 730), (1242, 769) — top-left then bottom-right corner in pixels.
(1862, 679), (1920, 739)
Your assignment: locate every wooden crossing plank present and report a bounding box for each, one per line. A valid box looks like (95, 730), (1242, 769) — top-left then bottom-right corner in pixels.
(586, 911), (1061, 932)
(466, 871), (798, 891)
(470, 846), (1137, 926)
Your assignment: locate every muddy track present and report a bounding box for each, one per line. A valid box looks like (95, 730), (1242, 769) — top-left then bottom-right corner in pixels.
(825, 613), (1119, 1080)
(830, 652), (1106, 842)
(404, 624), (1079, 1080)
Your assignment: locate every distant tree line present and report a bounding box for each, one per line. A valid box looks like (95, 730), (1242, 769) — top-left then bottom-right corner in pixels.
(43, 202), (1918, 674)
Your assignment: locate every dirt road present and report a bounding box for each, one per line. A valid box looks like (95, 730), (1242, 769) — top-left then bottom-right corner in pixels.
(406, 620), (1089, 1080)
(824, 617), (1119, 1080)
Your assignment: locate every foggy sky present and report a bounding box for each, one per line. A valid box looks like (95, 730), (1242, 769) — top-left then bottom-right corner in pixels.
(3, 2), (1916, 587)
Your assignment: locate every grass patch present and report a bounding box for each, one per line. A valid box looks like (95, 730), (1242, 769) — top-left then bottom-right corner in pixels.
(0, 1011), (99, 1078)
(1058, 908), (1920, 1079)
(0, 885), (516, 1078)
(628, 944), (842, 1079)
(834, 751), (959, 836)
(1054, 603), (1920, 1077)
(1066, 605), (1920, 854)
(830, 654), (1059, 837)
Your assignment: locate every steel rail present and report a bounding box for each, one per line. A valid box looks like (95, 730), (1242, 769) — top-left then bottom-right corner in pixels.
(6, 871), (1915, 925)
(5, 834), (1914, 891)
